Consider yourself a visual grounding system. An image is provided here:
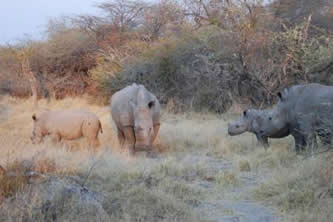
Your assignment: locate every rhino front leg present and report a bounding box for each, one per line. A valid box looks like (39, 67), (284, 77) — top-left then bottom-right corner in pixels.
(122, 127), (135, 155)
(256, 134), (269, 150)
(293, 133), (306, 154)
(51, 133), (61, 144)
(117, 127), (125, 147)
(151, 124), (160, 145)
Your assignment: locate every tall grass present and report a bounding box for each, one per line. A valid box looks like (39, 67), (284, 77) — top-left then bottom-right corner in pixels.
(0, 96), (332, 221)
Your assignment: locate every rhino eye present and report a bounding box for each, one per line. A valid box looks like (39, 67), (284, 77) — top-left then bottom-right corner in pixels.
(269, 117), (272, 121)
(235, 125), (240, 128)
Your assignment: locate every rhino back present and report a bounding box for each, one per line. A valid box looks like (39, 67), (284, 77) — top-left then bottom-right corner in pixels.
(40, 111), (94, 138)
(295, 84), (333, 121)
(279, 84), (333, 131)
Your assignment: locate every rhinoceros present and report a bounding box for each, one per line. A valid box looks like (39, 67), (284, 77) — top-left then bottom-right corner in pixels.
(258, 83), (333, 153)
(228, 109), (290, 149)
(31, 110), (103, 148)
(110, 84), (161, 155)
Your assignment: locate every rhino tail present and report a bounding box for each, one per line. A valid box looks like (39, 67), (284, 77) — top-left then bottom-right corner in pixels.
(99, 120), (103, 134)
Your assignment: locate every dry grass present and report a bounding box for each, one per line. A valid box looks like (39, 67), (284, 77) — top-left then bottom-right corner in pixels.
(254, 154), (333, 222)
(0, 96), (332, 221)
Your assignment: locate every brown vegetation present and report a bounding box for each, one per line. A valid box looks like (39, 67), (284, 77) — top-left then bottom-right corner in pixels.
(1, 0), (332, 112)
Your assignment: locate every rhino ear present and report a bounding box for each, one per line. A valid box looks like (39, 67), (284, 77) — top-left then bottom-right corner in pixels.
(32, 114), (37, 121)
(148, 101), (155, 109)
(277, 92), (285, 101)
(277, 92), (282, 99)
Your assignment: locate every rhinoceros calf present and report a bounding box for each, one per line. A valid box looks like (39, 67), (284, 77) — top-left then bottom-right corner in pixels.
(111, 83), (160, 155)
(228, 109), (290, 149)
(258, 83), (333, 153)
(31, 110), (103, 148)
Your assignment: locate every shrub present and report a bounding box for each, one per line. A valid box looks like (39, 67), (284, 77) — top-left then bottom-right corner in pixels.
(98, 27), (270, 112)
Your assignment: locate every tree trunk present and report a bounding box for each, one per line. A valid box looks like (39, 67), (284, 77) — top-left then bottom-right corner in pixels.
(21, 58), (38, 109)
(28, 71), (38, 109)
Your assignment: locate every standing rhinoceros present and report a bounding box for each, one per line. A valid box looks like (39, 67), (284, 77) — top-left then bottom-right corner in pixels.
(31, 110), (103, 148)
(258, 83), (333, 153)
(110, 84), (161, 155)
(228, 109), (290, 149)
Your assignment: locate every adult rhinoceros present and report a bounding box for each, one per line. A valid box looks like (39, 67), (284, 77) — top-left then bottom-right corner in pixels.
(110, 83), (161, 155)
(258, 83), (333, 153)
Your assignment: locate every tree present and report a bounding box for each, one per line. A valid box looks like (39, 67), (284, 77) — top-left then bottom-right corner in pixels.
(142, 0), (185, 41)
(17, 46), (39, 109)
(270, 0), (333, 30)
(97, 0), (148, 32)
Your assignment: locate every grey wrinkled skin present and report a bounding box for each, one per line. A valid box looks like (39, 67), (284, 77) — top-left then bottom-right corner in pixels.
(259, 83), (333, 153)
(110, 83), (161, 155)
(228, 109), (289, 149)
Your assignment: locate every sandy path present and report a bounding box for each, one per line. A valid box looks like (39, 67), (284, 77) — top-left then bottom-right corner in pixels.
(181, 153), (281, 222)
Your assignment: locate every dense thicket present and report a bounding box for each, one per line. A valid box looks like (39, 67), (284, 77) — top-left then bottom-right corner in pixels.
(1, 0), (333, 112)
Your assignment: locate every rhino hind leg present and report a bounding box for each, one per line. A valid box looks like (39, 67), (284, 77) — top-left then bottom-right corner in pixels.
(82, 120), (102, 149)
(122, 127), (135, 156)
(88, 138), (100, 151)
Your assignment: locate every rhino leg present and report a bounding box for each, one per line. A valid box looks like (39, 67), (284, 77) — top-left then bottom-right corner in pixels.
(151, 124), (160, 145)
(51, 133), (61, 144)
(293, 132), (306, 153)
(88, 138), (100, 151)
(84, 128), (101, 151)
(122, 127), (135, 155)
(256, 134), (269, 150)
(117, 127), (125, 147)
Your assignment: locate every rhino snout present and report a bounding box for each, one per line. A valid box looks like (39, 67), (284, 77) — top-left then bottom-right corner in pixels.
(228, 123), (242, 136)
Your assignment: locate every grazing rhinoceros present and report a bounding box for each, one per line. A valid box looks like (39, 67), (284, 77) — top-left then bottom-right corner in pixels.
(110, 83), (161, 155)
(31, 110), (103, 148)
(228, 109), (290, 149)
(258, 83), (333, 153)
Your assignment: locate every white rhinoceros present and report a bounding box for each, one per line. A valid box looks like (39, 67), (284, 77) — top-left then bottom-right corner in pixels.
(110, 83), (161, 155)
(31, 110), (103, 148)
(258, 83), (333, 153)
(228, 109), (290, 149)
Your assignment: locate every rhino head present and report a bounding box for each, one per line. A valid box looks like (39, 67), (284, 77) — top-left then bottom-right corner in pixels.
(31, 114), (43, 144)
(257, 92), (290, 138)
(228, 110), (253, 136)
(130, 88), (156, 150)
